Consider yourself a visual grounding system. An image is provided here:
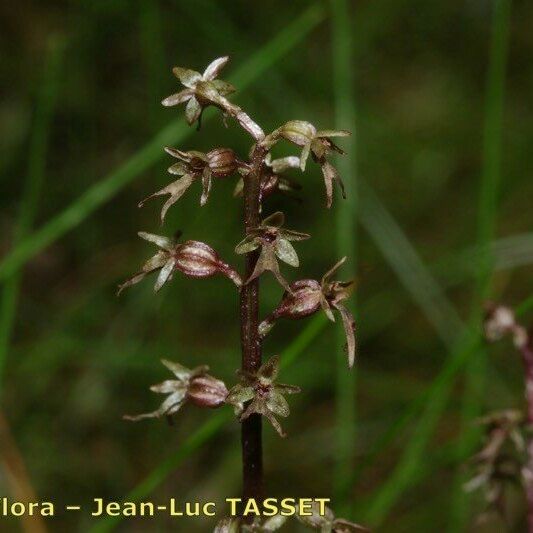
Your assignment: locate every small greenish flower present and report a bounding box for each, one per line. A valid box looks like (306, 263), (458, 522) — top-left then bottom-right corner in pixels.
(262, 120), (350, 208)
(235, 212), (309, 292)
(140, 147), (241, 221)
(124, 360), (227, 422)
(161, 56), (264, 140)
(259, 258), (356, 367)
(226, 356), (300, 437)
(296, 502), (368, 532)
(162, 56), (236, 126)
(117, 231), (242, 294)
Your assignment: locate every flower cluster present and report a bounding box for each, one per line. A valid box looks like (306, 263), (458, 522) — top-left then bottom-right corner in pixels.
(226, 356), (300, 437)
(124, 360), (228, 421)
(259, 258), (356, 367)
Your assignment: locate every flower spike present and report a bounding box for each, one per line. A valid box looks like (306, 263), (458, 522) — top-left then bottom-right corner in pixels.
(118, 231), (242, 294)
(225, 356), (300, 437)
(124, 360), (228, 422)
(259, 258), (357, 367)
(235, 211), (309, 292)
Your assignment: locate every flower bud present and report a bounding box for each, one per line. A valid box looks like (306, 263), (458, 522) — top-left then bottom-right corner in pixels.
(259, 280), (322, 336)
(187, 374), (228, 408)
(174, 240), (242, 286)
(207, 148), (238, 177)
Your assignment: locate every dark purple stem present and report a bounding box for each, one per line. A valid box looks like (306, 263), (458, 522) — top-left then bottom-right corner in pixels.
(520, 340), (533, 533)
(240, 145), (267, 507)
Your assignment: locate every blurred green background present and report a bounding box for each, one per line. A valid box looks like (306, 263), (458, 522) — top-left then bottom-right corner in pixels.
(1, 0), (532, 531)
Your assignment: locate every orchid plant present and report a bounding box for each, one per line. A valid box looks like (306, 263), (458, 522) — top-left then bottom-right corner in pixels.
(119, 56), (361, 531)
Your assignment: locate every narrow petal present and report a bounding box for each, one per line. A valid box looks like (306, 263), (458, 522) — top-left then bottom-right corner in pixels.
(154, 259), (175, 291)
(123, 392), (185, 421)
(139, 174), (195, 223)
(161, 359), (193, 380)
(172, 67), (201, 88)
(264, 411), (286, 438)
(336, 303), (357, 367)
(185, 96), (202, 125)
(275, 383), (301, 395)
(300, 142), (311, 171)
(321, 256), (347, 285)
(281, 229), (310, 241)
(150, 380), (186, 395)
(322, 160), (335, 208)
(117, 272), (148, 295)
(316, 129), (351, 138)
(200, 168), (212, 206)
(274, 238), (299, 267)
(269, 156), (300, 174)
(320, 294), (336, 322)
(138, 231), (174, 250)
(202, 56), (229, 80)
(266, 390), (290, 418)
(235, 235), (260, 255)
(161, 89), (193, 107)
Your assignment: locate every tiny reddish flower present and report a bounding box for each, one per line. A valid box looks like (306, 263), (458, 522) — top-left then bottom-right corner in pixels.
(259, 258), (356, 367)
(140, 147), (241, 221)
(117, 231), (242, 294)
(225, 356), (300, 437)
(262, 120), (350, 208)
(124, 360), (228, 422)
(235, 211), (309, 292)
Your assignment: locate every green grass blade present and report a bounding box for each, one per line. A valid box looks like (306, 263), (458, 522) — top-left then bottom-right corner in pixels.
(331, 0), (358, 508)
(0, 37), (65, 386)
(364, 329), (479, 525)
(449, 0), (512, 528)
(359, 181), (465, 345)
(88, 313), (327, 533)
(0, 3), (326, 282)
